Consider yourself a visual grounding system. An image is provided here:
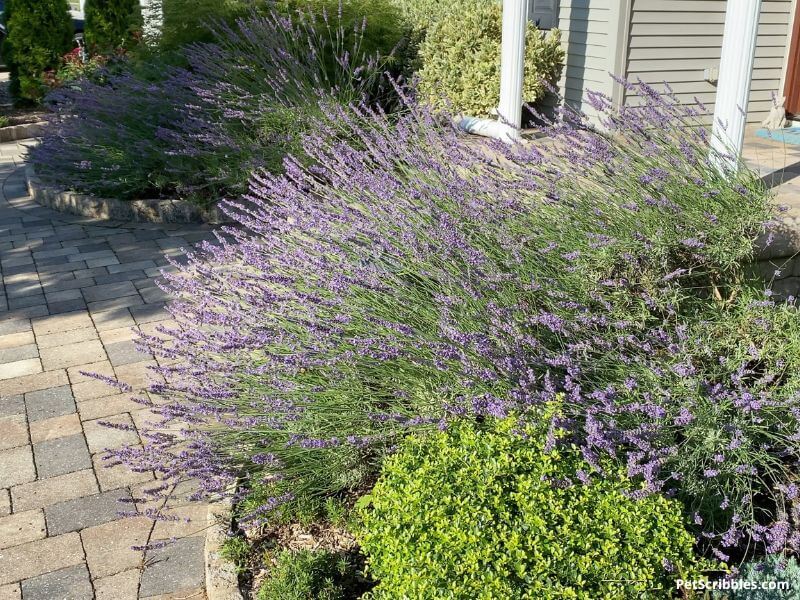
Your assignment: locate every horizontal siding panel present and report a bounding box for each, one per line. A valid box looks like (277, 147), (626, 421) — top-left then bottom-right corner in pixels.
(621, 79), (781, 94)
(629, 34), (787, 48)
(629, 22), (788, 35)
(559, 31), (609, 46)
(560, 0), (609, 9)
(564, 77), (611, 92)
(622, 100), (776, 122)
(625, 89), (778, 104)
(631, 11), (789, 24)
(559, 18), (614, 34)
(628, 45), (787, 60)
(627, 56), (785, 72)
(631, 0), (791, 13)
(560, 7), (611, 22)
(563, 42), (612, 59)
(627, 68), (785, 83)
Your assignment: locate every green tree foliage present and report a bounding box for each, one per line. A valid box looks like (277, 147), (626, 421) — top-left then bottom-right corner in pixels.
(3, 0), (74, 103)
(84, 0), (143, 53)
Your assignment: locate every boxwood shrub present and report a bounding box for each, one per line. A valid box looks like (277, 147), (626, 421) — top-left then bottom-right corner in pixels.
(398, 0), (564, 116)
(358, 417), (708, 599)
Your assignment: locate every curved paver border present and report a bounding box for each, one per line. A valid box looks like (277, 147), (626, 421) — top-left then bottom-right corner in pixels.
(26, 166), (229, 225)
(205, 500), (244, 600)
(0, 122), (46, 144)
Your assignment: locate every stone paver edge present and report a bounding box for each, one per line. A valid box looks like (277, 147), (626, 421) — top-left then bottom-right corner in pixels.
(205, 500), (243, 600)
(25, 165), (228, 226)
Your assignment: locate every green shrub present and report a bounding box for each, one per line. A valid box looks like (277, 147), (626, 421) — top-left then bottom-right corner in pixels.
(84, 0), (142, 54)
(415, 0), (563, 116)
(257, 550), (370, 600)
(714, 555), (800, 599)
(3, 0), (74, 103)
(358, 418), (707, 599)
(158, 0), (251, 51)
(389, 0), (443, 32)
(275, 0), (410, 68)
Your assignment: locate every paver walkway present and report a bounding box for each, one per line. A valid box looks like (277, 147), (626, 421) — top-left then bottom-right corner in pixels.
(0, 141), (213, 600)
(743, 125), (800, 218)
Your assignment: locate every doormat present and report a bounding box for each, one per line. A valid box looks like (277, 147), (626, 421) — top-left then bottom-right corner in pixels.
(755, 127), (800, 145)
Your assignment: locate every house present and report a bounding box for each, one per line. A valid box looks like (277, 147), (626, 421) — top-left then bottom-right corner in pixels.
(541, 0), (799, 124)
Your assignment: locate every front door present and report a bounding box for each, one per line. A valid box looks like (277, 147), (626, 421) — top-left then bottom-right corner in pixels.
(785, 1), (800, 115)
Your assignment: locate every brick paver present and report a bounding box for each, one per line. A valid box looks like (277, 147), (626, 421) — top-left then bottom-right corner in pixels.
(0, 142), (210, 598)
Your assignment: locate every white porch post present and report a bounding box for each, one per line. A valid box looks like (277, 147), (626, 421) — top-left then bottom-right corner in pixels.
(710, 0), (762, 169)
(498, 0), (528, 136)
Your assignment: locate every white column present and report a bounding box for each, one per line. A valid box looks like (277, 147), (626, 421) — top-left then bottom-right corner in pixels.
(498, 0), (528, 136)
(710, 0), (762, 169)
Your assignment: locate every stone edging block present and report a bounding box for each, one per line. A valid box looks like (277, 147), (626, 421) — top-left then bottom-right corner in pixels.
(205, 500), (244, 600)
(25, 166), (228, 224)
(0, 121), (46, 143)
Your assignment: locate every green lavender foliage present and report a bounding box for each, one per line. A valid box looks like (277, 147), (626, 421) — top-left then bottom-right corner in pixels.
(3, 0), (74, 103)
(84, 0), (143, 53)
(715, 555), (800, 599)
(257, 550), (369, 600)
(358, 417), (708, 599)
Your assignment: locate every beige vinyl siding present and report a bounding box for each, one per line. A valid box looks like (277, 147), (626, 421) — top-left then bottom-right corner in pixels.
(624, 0), (794, 123)
(557, 0), (615, 122)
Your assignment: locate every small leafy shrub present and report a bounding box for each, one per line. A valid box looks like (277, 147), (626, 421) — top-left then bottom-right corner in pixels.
(257, 550), (369, 600)
(397, 0), (564, 116)
(715, 555), (800, 599)
(3, 0), (74, 103)
(0, 116), (10, 128)
(47, 47), (108, 88)
(84, 0), (143, 54)
(358, 418), (706, 599)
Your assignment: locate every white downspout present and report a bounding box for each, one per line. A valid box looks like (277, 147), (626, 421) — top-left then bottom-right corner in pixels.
(459, 0), (527, 143)
(710, 0), (762, 169)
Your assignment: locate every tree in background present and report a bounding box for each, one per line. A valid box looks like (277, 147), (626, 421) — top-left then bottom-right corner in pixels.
(84, 0), (143, 54)
(3, 0), (74, 104)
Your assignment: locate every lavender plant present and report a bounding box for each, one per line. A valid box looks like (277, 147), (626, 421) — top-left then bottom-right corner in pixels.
(29, 7), (389, 204)
(109, 82), (794, 563)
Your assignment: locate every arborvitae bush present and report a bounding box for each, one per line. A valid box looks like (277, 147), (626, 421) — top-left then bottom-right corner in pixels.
(84, 0), (142, 53)
(3, 0), (74, 103)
